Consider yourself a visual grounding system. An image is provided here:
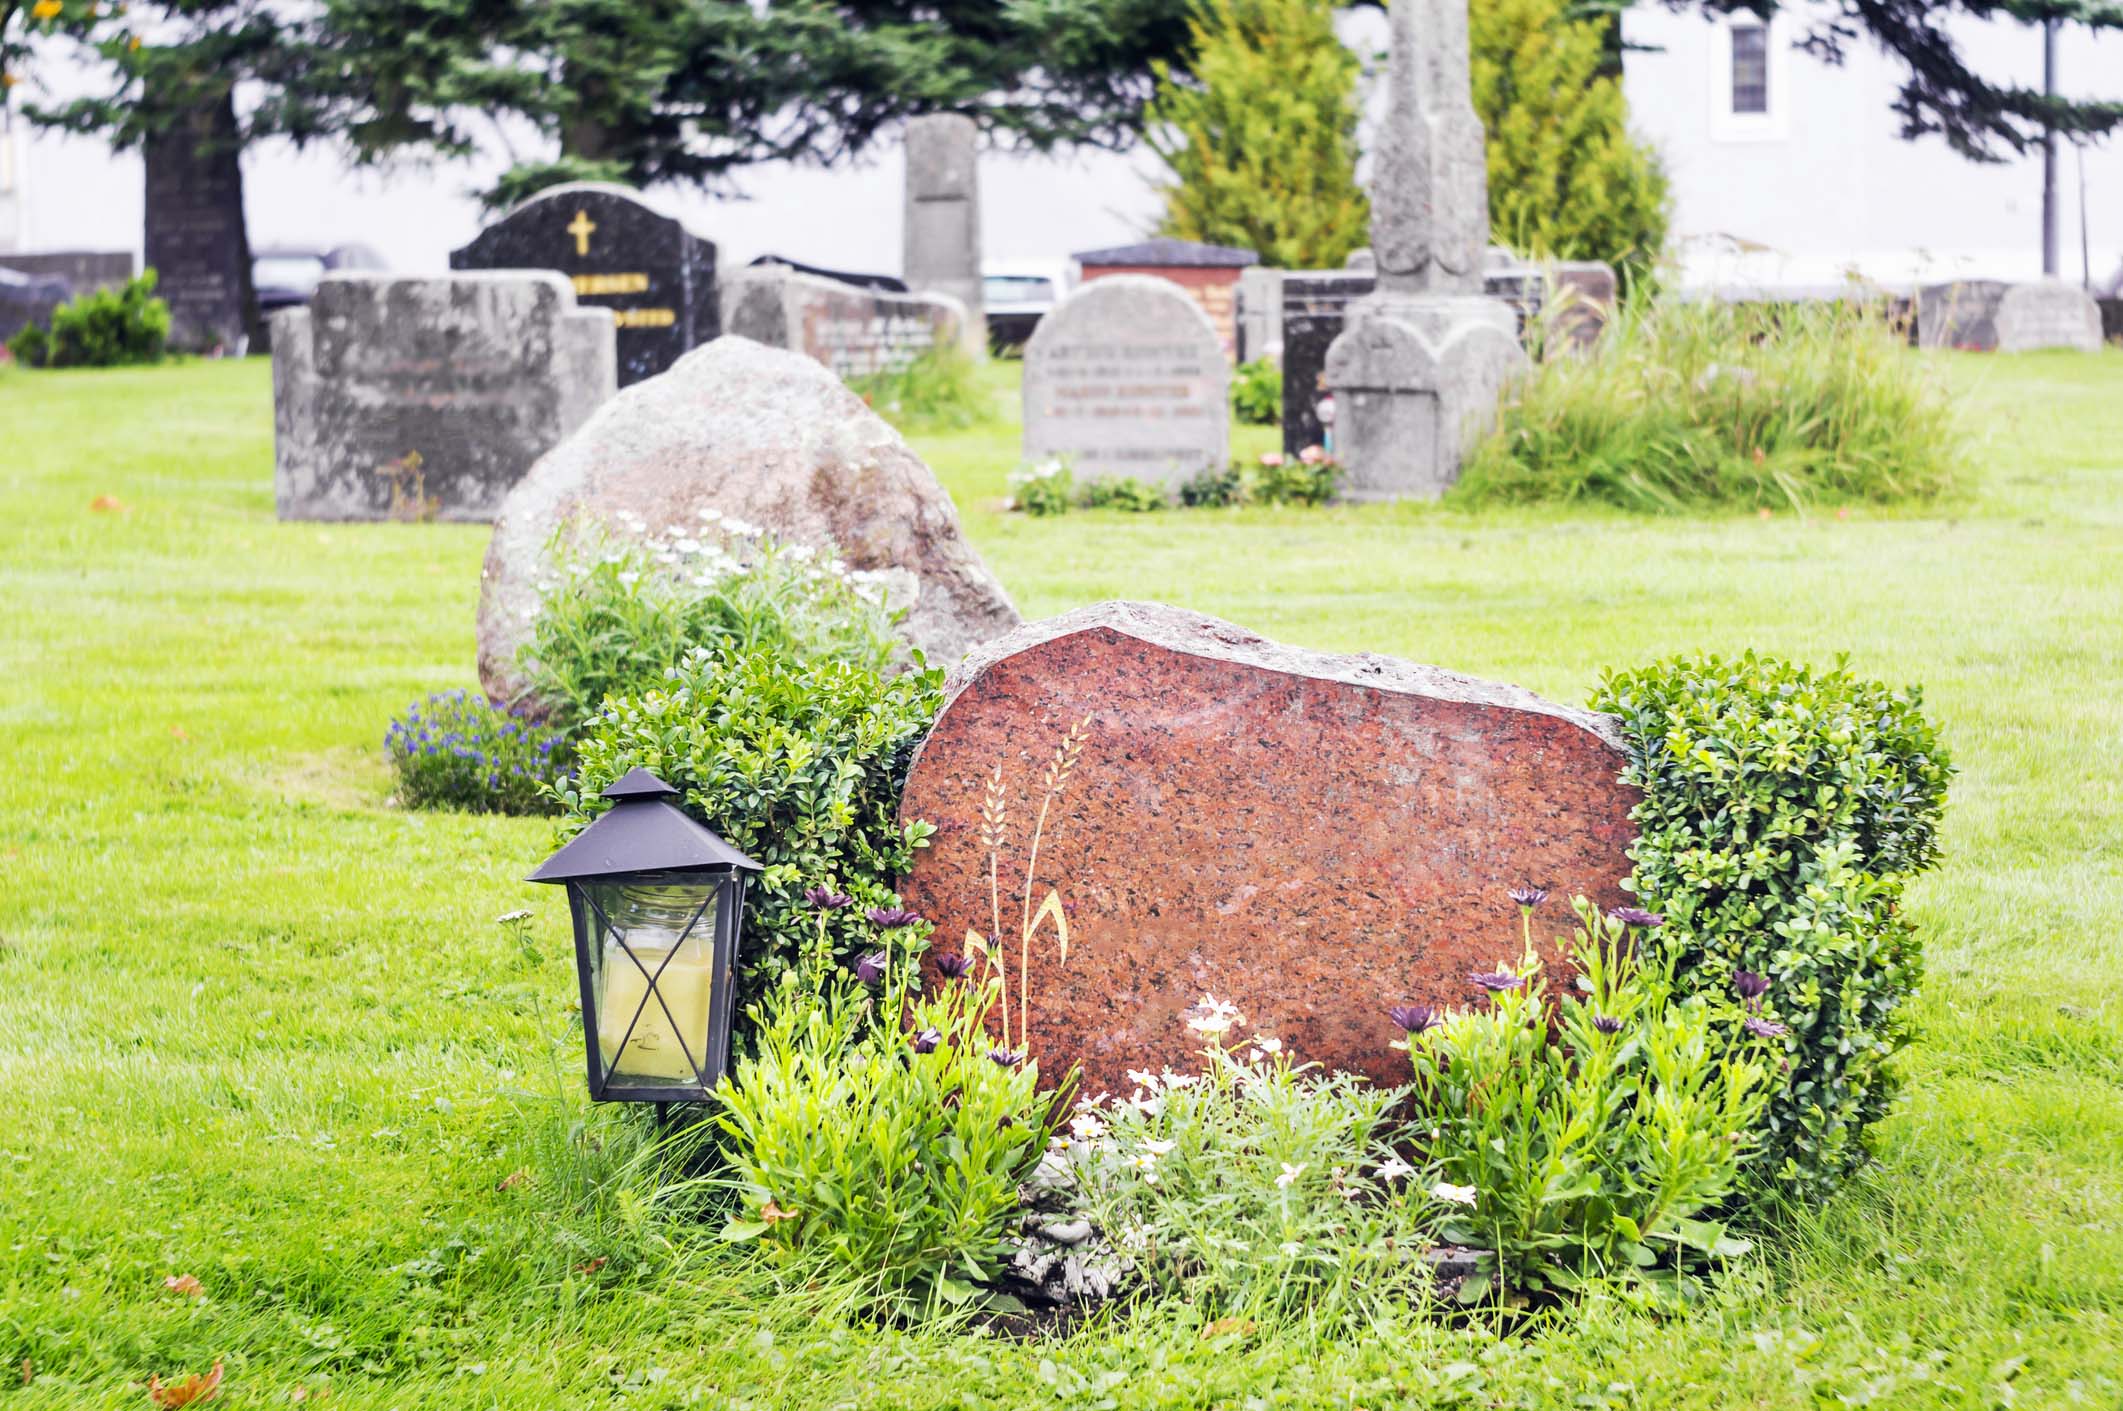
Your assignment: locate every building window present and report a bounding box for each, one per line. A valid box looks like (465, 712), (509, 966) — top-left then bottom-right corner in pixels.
(1730, 25), (1770, 115)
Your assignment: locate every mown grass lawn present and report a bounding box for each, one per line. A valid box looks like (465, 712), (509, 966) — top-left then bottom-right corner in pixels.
(1, 349), (2119, 1408)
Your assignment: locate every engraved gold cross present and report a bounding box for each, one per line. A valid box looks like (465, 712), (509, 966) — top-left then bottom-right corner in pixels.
(566, 209), (596, 257)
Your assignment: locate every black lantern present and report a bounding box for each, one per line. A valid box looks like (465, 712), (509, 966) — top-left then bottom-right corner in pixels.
(528, 767), (760, 1104)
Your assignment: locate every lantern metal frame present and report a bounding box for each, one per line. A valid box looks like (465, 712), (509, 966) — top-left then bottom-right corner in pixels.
(527, 767), (761, 1105)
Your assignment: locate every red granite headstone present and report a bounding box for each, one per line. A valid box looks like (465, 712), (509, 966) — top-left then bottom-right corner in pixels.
(898, 602), (1641, 1095)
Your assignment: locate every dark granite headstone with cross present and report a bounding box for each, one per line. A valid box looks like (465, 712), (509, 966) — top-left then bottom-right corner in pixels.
(450, 183), (718, 386)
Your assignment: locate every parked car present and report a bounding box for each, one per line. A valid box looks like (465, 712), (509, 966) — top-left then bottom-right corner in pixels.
(982, 260), (1075, 353)
(253, 244), (389, 320)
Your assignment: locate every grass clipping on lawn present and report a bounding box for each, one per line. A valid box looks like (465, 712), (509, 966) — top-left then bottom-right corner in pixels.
(1455, 295), (1964, 512)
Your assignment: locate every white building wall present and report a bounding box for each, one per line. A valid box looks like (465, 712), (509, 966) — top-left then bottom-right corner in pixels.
(1624, 2), (2123, 292)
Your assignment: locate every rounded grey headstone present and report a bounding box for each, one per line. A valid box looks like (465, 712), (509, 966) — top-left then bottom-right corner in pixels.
(1021, 275), (1230, 487)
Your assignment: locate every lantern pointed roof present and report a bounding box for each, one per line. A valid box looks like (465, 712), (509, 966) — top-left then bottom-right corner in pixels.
(527, 768), (761, 882)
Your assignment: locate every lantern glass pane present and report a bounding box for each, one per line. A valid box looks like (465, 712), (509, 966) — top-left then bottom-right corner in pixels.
(584, 876), (721, 1088)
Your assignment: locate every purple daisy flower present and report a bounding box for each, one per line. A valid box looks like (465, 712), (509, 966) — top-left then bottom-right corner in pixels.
(988, 1046), (1023, 1068)
(1743, 1015), (1789, 1040)
(1388, 1003), (1440, 1035)
(932, 952), (974, 980)
(866, 906), (922, 930)
(854, 951), (888, 985)
(805, 885), (854, 911)
(1508, 886), (1549, 908)
(911, 1028), (942, 1055)
(1733, 971), (1771, 1005)
(1469, 970), (1526, 994)
(1607, 907), (1665, 929)
(1592, 1015), (1623, 1035)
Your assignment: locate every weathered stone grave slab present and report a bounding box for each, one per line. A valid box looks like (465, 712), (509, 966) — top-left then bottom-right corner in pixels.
(899, 602), (1640, 1095)
(1021, 275), (1229, 486)
(1995, 279), (2102, 352)
(450, 183), (717, 385)
(721, 266), (964, 378)
(478, 337), (1019, 710)
(1916, 279), (2007, 350)
(273, 272), (616, 522)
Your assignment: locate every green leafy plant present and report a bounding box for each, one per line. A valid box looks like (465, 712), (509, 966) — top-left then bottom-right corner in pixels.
(1403, 897), (1773, 1301)
(1145, 0), (1369, 268)
(1060, 1004), (1439, 1323)
(6, 321), (50, 368)
(7, 270), (169, 368)
(1230, 357), (1281, 426)
(1009, 459), (1074, 517)
(383, 689), (562, 815)
(846, 341), (989, 433)
(1457, 296), (1963, 512)
(714, 950), (1060, 1318)
(1245, 447), (1338, 506)
(518, 516), (901, 733)
(1593, 653), (1953, 1200)
(1473, 0), (1669, 296)
(554, 643), (943, 1030)
(1178, 463), (1244, 507)
(1077, 476), (1168, 512)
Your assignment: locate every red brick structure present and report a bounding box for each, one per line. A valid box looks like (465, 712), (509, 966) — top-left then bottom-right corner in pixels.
(1073, 238), (1260, 361)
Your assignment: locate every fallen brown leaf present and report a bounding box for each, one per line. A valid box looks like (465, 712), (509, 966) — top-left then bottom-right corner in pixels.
(497, 1170), (529, 1192)
(760, 1201), (798, 1225)
(575, 1256), (608, 1275)
(163, 1273), (205, 1298)
(169, 725), (189, 741)
(1199, 1317), (1255, 1340)
(20, 1359), (30, 1386)
(90, 495), (131, 513)
(147, 1359), (223, 1407)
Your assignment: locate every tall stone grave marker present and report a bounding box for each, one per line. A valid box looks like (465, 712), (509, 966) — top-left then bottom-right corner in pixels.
(1995, 279), (2102, 352)
(450, 183), (716, 386)
(1022, 276), (1229, 487)
(898, 602), (1639, 1095)
(903, 114), (985, 356)
(143, 89), (254, 353)
(273, 272), (616, 522)
(1324, 0), (1523, 499)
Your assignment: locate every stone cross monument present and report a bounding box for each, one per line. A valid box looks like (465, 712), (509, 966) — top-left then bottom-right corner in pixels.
(1324, 0), (1524, 499)
(903, 114), (987, 357)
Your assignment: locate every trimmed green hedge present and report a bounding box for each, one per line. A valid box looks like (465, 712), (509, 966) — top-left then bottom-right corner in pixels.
(1595, 652), (1953, 1202)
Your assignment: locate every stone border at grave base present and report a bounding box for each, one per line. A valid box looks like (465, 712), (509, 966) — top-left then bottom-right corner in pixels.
(719, 267), (966, 380)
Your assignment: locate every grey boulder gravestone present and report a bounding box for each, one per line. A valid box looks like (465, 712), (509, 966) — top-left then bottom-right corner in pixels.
(477, 337), (1020, 711)
(903, 115), (985, 356)
(273, 272), (616, 522)
(1995, 280), (2103, 352)
(1021, 275), (1230, 487)
(450, 183), (717, 386)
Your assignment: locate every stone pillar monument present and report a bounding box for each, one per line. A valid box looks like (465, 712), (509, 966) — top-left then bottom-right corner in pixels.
(903, 114), (986, 357)
(1324, 0), (1524, 499)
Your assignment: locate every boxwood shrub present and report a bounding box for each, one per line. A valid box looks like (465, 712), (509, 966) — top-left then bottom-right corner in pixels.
(1593, 653), (1953, 1203)
(554, 647), (943, 1037)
